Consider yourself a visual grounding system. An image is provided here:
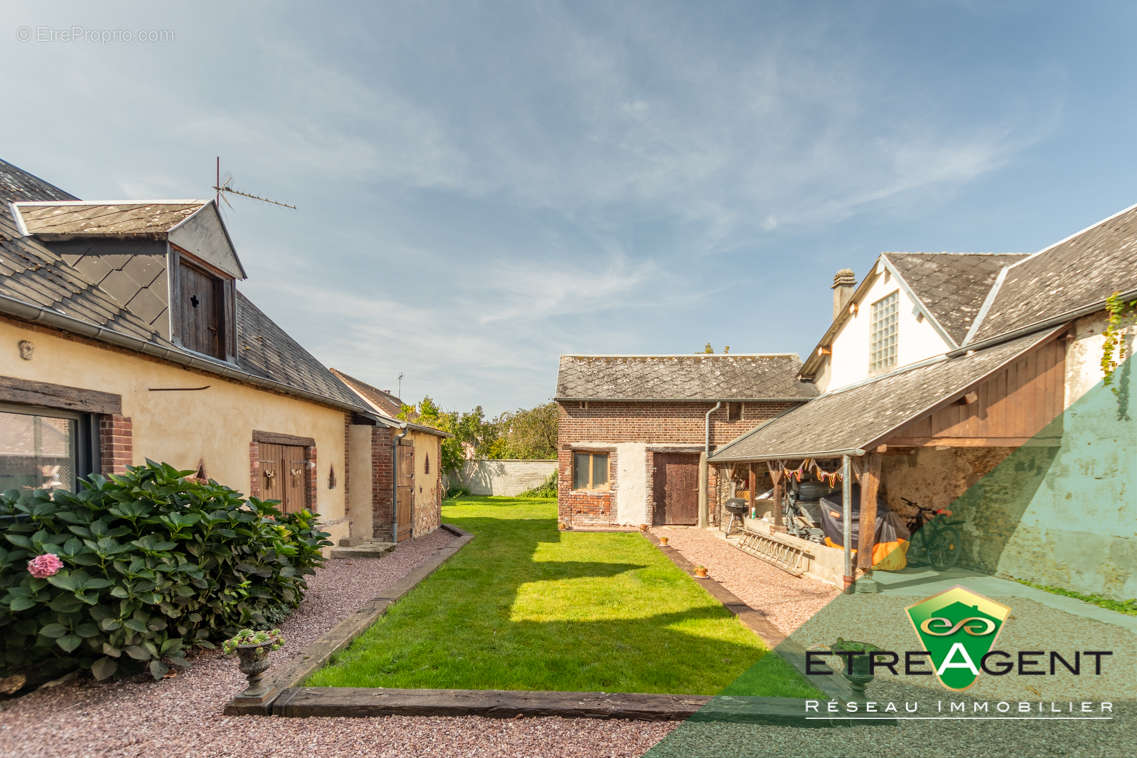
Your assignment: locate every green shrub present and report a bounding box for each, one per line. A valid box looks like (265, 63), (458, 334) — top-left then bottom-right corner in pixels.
(518, 471), (557, 498)
(0, 460), (331, 681)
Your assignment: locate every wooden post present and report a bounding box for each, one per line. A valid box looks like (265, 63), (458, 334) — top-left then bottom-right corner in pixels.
(746, 463), (756, 517)
(857, 453), (881, 572)
(770, 462), (784, 531)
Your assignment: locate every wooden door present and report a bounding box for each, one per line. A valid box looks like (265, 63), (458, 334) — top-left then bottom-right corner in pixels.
(653, 453), (699, 525)
(178, 261), (223, 359)
(259, 442), (308, 514)
(395, 441), (414, 542)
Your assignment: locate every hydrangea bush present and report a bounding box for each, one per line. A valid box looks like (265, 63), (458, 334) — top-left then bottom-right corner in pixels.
(0, 460), (331, 681)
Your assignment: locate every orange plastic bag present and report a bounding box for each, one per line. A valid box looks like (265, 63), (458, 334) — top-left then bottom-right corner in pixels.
(872, 539), (909, 571)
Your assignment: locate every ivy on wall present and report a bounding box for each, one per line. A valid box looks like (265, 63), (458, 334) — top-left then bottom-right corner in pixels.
(1101, 291), (1136, 419)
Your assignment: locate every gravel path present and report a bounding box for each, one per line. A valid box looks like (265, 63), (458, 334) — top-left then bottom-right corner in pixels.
(0, 529), (673, 758)
(651, 526), (839, 636)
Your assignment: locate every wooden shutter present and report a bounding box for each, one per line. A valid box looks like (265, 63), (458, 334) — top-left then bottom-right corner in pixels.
(258, 442), (309, 514)
(177, 260), (225, 359)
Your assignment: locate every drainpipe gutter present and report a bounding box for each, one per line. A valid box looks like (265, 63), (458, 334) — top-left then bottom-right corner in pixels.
(698, 402), (723, 528)
(392, 422), (408, 543)
(704, 402), (723, 458)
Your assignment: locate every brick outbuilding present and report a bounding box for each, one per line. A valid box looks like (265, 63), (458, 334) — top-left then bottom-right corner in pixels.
(553, 354), (816, 529)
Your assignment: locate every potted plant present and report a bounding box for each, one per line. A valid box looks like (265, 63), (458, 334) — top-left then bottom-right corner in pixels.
(693, 565), (708, 578)
(658, 535), (670, 546)
(830, 637), (880, 698)
(639, 523), (649, 532)
(223, 628), (284, 698)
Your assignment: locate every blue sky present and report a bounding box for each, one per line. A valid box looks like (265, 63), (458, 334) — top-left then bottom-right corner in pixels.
(3, 1), (1136, 413)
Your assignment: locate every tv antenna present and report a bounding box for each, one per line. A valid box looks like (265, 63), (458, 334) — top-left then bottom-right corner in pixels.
(212, 156), (297, 210)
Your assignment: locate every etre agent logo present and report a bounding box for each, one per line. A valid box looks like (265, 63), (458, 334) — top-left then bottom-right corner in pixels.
(906, 586), (1010, 691)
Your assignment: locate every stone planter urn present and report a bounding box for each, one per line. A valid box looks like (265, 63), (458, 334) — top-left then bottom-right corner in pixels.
(639, 523), (648, 532)
(694, 566), (708, 579)
(658, 536), (669, 546)
(224, 629), (284, 699)
(831, 638), (878, 699)
(235, 643), (273, 698)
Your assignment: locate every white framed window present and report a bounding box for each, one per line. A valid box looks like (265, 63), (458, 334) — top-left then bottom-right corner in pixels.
(0, 406), (87, 492)
(869, 291), (899, 373)
(572, 451), (609, 490)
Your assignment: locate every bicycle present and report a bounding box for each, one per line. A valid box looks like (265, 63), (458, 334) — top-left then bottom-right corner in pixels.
(902, 497), (963, 571)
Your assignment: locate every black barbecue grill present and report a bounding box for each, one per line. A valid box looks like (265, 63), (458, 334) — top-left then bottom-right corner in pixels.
(723, 498), (749, 535)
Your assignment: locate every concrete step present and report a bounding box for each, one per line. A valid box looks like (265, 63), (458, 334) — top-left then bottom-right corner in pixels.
(330, 541), (396, 559)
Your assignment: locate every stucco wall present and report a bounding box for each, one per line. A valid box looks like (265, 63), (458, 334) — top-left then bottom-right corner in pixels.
(347, 424), (373, 543)
(409, 430), (442, 535)
(1, 317), (351, 545)
(614, 442), (648, 525)
(450, 458), (556, 496)
(818, 261), (951, 393)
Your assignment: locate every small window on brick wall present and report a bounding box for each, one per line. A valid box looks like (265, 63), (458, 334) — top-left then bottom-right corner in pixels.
(572, 451), (609, 490)
(727, 402), (743, 421)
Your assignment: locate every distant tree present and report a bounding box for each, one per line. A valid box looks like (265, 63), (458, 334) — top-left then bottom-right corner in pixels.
(494, 402), (558, 459)
(398, 396), (463, 474)
(703, 342), (714, 353)
(399, 398), (557, 471)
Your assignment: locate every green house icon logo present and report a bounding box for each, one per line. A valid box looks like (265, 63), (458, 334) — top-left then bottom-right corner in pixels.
(905, 586), (1010, 691)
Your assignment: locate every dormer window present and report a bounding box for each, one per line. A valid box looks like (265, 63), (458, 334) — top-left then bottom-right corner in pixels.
(173, 252), (235, 361)
(869, 291), (899, 373)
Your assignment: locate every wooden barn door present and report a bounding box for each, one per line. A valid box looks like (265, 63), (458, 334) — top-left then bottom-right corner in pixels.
(395, 440), (414, 542)
(259, 443), (309, 514)
(653, 453), (699, 525)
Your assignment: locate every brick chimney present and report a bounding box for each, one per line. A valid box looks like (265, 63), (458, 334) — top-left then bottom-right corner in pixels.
(832, 269), (856, 320)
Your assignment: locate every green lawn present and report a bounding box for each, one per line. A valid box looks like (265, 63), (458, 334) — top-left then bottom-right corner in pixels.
(306, 495), (820, 696)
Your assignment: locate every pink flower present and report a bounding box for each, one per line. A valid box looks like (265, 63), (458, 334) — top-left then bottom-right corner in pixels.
(27, 553), (63, 579)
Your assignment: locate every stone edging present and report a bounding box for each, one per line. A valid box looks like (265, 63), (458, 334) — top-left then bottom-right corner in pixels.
(643, 531), (859, 703)
(223, 524), (474, 715)
(269, 687), (886, 726)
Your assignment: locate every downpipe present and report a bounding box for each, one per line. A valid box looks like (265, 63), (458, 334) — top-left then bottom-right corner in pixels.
(700, 402), (723, 528)
(392, 423), (408, 543)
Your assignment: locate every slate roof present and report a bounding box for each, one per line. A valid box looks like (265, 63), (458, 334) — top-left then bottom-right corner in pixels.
(15, 201), (207, 238)
(330, 368), (449, 436)
(0, 207), (172, 345)
(556, 354), (818, 401)
(329, 369), (404, 416)
(0, 157), (370, 415)
(47, 240), (170, 331)
(709, 328), (1059, 462)
(0, 158), (76, 204)
(968, 203), (1137, 344)
(235, 294), (369, 410)
(885, 253), (1029, 344)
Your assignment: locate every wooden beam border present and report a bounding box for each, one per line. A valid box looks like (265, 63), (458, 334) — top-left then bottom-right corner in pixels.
(0, 375), (122, 415)
(252, 430), (317, 447)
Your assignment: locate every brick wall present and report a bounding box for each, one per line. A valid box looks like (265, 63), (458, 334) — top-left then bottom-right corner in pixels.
(343, 414), (351, 517)
(557, 400), (802, 528)
(557, 447), (617, 526)
(248, 440), (261, 498)
(371, 426), (394, 539)
(99, 414), (132, 475)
